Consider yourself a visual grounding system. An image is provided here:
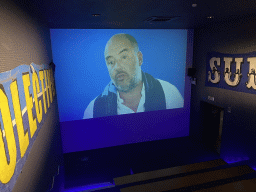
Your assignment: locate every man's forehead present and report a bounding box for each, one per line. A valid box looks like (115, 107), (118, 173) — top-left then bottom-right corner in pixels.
(104, 37), (133, 57)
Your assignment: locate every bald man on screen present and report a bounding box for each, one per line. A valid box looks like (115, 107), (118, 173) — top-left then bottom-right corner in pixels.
(83, 33), (183, 119)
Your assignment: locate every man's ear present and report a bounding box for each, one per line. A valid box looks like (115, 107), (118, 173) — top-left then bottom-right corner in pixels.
(137, 51), (143, 66)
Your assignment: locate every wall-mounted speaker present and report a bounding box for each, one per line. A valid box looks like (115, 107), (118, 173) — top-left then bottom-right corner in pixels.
(187, 68), (196, 77)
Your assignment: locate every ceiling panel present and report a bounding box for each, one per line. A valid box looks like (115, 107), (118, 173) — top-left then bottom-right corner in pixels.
(10, 0), (256, 29)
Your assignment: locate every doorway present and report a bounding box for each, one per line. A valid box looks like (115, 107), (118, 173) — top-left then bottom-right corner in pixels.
(201, 101), (224, 154)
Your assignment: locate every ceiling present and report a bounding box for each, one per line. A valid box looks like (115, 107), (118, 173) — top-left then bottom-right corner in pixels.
(11, 0), (256, 29)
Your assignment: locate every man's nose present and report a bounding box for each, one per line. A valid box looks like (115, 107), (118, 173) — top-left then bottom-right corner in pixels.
(114, 59), (124, 69)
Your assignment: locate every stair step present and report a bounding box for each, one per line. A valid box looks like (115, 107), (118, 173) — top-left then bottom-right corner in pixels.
(194, 178), (256, 192)
(120, 165), (255, 192)
(114, 159), (226, 186)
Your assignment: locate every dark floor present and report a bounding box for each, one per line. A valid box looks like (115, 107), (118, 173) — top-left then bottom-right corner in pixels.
(51, 136), (223, 192)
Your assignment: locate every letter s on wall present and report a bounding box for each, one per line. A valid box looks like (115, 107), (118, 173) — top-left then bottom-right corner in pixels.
(208, 57), (221, 84)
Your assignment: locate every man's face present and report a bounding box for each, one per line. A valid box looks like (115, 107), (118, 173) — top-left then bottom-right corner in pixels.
(104, 37), (143, 92)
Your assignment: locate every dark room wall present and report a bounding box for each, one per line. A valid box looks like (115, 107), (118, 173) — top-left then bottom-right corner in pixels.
(190, 15), (256, 167)
(0, 0), (62, 191)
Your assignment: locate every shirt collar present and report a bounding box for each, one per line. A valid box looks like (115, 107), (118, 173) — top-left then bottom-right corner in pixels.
(117, 83), (145, 104)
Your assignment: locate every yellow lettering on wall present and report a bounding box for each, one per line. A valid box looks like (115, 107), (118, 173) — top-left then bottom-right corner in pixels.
(39, 70), (47, 114)
(44, 70), (50, 108)
(0, 85), (17, 184)
(22, 73), (37, 138)
(10, 80), (29, 158)
(32, 72), (42, 123)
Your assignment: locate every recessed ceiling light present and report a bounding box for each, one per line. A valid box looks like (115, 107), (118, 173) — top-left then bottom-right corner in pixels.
(92, 14), (100, 17)
(192, 4), (197, 7)
(207, 16), (214, 19)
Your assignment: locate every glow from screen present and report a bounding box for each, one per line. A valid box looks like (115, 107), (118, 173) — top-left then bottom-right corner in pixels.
(64, 182), (115, 192)
(50, 29), (187, 122)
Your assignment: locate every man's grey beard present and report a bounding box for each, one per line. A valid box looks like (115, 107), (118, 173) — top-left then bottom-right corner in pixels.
(115, 77), (138, 93)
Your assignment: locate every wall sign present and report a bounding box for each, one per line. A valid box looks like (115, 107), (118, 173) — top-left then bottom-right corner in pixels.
(0, 63), (55, 192)
(206, 52), (256, 94)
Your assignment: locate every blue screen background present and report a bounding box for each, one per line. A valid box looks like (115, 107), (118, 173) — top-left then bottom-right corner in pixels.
(50, 29), (187, 122)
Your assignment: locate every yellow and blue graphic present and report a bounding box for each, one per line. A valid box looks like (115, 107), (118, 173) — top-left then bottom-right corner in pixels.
(0, 63), (55, 192)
